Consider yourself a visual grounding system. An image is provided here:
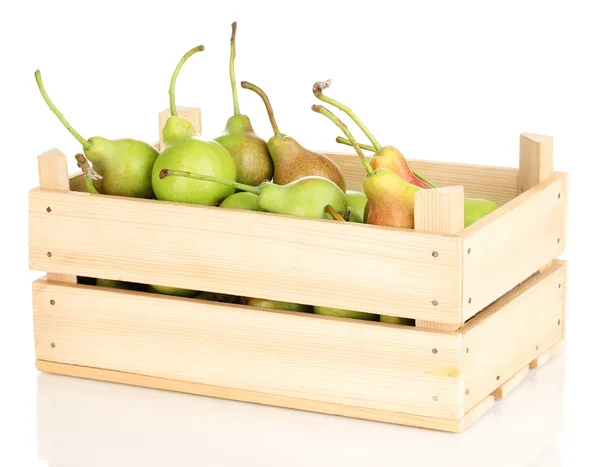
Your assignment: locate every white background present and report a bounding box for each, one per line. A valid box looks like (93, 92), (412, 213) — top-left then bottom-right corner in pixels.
(1, 0), (599, 465)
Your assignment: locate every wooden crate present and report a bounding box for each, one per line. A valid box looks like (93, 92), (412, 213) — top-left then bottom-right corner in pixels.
(29, 109), (568, 432)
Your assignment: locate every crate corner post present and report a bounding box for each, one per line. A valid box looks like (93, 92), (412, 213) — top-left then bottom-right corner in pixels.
(35, 148), (77, 284)
(519, 132), (554, 194)
(414, 185), (464, 331)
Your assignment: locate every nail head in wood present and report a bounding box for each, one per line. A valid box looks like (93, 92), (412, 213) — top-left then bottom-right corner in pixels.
(432, 251), (438, 257)
(432, 348), (438, 354)
(557, 238), (560, 243)
(50, 300), (55, 305)
(432, 300), (438, 306)
(536, 345), (539, 350)
(466, 389), (470, 395)
(468, 298), (472, 304)
(558, 319), (561, 325)
(558, 193), (561, 199)
(467, 248), (471, 254)
(50, 343), (56, 348)
(496, 375), (500, 381)
(466, 348), (469, 354)
(47, 252), (52, 258)
(46, 207), (51, 213)
(432, 396), (438, 402)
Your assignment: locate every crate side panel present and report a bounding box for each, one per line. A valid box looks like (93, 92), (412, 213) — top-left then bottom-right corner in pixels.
(29, 190), (461, 322)
(33, 280), (463, 419)
(462, 173), (566, 320)
(462, 261), (566, 412)
(325, 152), (519, 206)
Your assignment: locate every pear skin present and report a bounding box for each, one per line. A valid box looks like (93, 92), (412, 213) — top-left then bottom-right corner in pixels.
(150, 284), (197, 297)
(243, 297), (312, 313)
(363, 168), (421, 229)
(219, 192), (262, 211)
(371, 146), (433, 189)
(314, 306), (378, 321)
(269, 136), (346, 191)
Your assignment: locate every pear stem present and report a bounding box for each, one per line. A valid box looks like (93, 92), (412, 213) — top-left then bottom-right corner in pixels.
(85, 177), (100, 194)
(159, 169), (262, 195)
(325, 205), (346, 221)
(336, 137), (376, 152)
(335, 137), (439, 188)
(313, 81), (383, 152)
(169, 45), (205, 117)
(311, 105), (373, 176)
(229, 22), (241, 116)
(241, 81), (280, 136)
(34, 70), (91, 150)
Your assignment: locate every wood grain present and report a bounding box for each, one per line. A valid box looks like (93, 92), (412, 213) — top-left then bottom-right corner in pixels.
(530, 340), (565, 369)
(492, 366), (530, 400)
(324, 152), (520, 206)
(519, 133), (553, 194)
(36, 360), (491, 432)
(462, 260), (566, 412)
(461, 173), (567, 320)
(158, 107), (202, 150)
(29, 190), (462, 322)
(415, 186), (465, 330)
(33, 279), (463, 419)
(36, 149), (77, 284)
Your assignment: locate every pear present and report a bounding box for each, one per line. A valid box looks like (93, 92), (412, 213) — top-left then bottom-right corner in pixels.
(380, 315), (415, 325)
(314, 306), (378, 321)
(34, 70), (158, 198)
(346, 191), (368, 222)
(96, 279), (148, 292)
(214, 23), (273, 186)
(313, 105), (419, 229)
(195, 292), (241, 304)
(219, 192), (262, 211)
(242, 297), (312, 313)
(240, 81), (346, 191)
(152, 45), (237, 206)
(159, 169), (347, 220)
(150, 284), (197, 297)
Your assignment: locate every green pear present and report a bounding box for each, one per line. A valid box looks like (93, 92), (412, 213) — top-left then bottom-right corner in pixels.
(242, 297), (312, 313)
(240, 81), (346, 191)
(35, 70), (158, 198)
(380, 315), (415, 325)
(96, 279), (148, 291)
(314, 306), (378, 321)
(159, 170), (347, 220)
(346, 191), (368, 222)
(464, 198), (498, 227)
(220, 192), (262, 211)
(151, 45), (237, 206)
(150, 284), (197, 297)
(214, 23), (273, 186)
(195, 292), (241, 304)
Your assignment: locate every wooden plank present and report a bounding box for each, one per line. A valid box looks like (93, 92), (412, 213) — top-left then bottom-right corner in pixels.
(530, 340), (565, 369)
(36, 149), (77, 284)
(29, 190), (461, 322)
(519, 133), (553, 193)
(415, 186), (465, 331)
(462, 260), (566, 412)
(158, 107), (201, 150)
(33, 279), (463, 419)
(461, 173), (567, 320)
(36, 360), (483, 432)
(324, 152), (519, 206)
(492, 366), (529, 400)
(68, 172), (87, 192)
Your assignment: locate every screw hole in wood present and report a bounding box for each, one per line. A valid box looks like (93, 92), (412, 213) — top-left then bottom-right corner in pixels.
(46, 207), (51, 213)
(50, 343), (56, 348)
(50, 300), (55, 305)
(47, 252), (52, 258)
(432, 300), (438, 306)
(432, 348), (438, 354)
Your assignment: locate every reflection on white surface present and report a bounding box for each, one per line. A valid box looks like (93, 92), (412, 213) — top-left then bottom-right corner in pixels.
(37, 355), (564, 467)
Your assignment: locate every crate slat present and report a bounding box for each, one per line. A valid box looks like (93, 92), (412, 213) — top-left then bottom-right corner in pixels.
(461, 173), (567, 320)
(29, 189), (462, 322)
(33, 279), (463, 419)
(325, 152), (519, 206)
(492, 366), (530, 400)
(462, 260), (566, 412)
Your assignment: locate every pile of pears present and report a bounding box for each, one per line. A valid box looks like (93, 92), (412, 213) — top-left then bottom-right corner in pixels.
(37, 23), (498, 324)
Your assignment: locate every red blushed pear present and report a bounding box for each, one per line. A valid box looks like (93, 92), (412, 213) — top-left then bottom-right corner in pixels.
(312, 105), (421, 229)
(313, 80), (433, 190)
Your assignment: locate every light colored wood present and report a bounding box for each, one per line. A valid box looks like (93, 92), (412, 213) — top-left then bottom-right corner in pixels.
(530, 340), (565, 369)
(492, 366), (530, 400)
(68, 172), (87, 192)
(415, 186), (465, 330)
(158, 107), (201, 150)
(36, 149), (77, 284)
(325, 151), (520, 206)
(33, 278), (463, 419)
(29, 190), (462, 322)
(36, 360), (486, 432)
(462, 260), (566, 412)
(461, 173), (567, 320)
(458, 396), (494, 432)
(519, 133), (553, 194)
